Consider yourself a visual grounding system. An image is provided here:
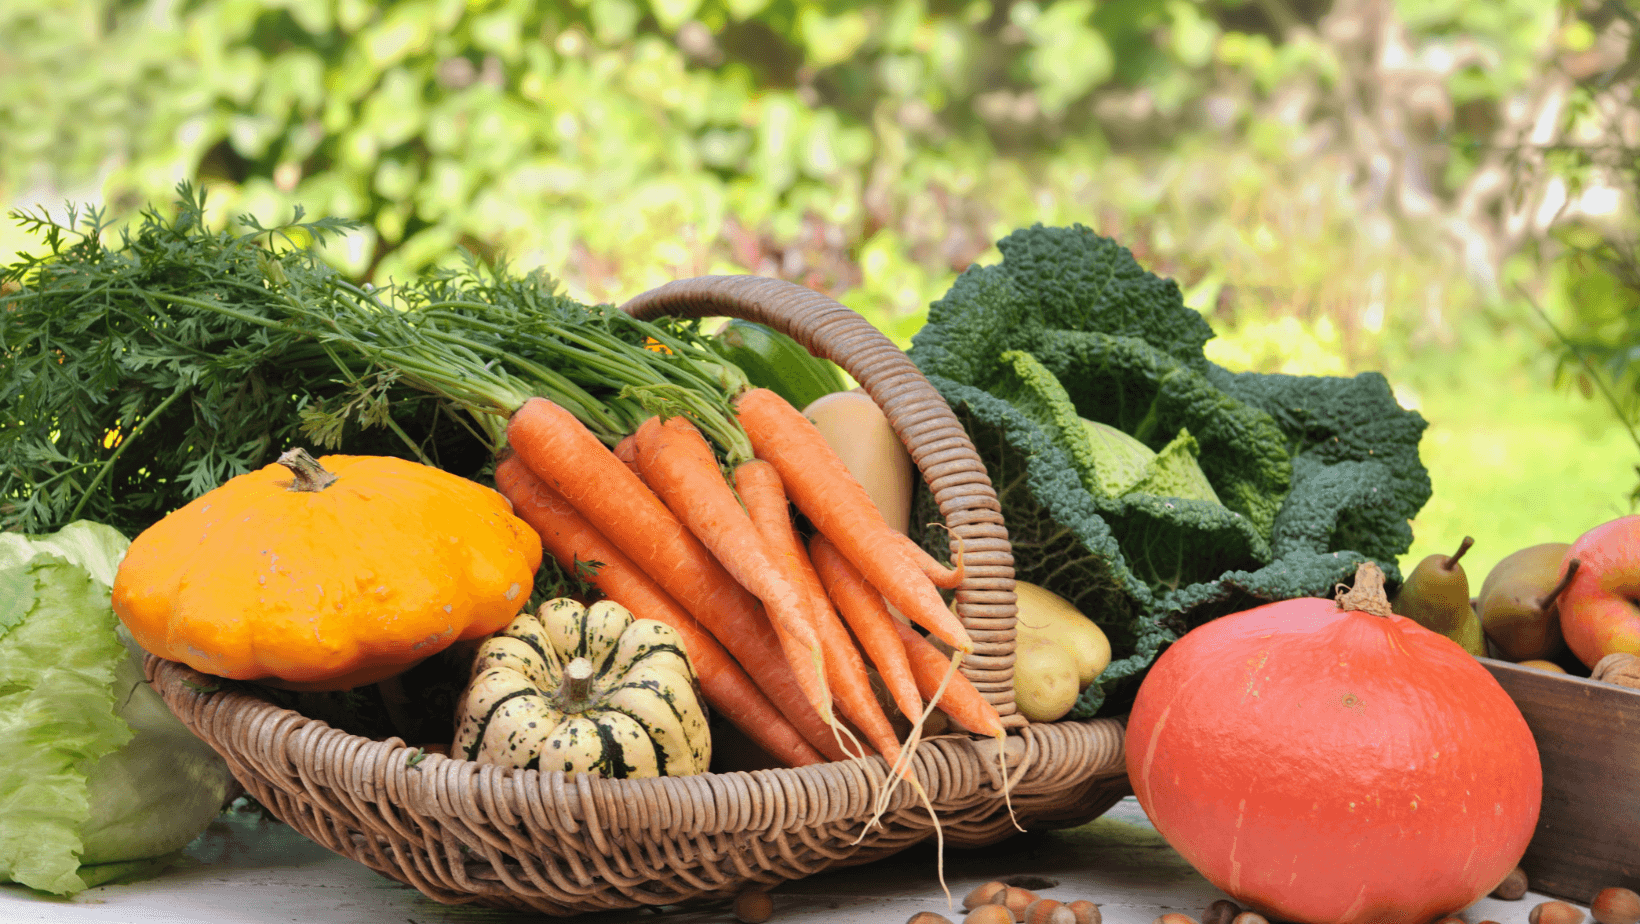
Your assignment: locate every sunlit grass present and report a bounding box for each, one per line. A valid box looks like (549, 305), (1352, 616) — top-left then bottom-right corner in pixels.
(1394, 325), (1636, 586)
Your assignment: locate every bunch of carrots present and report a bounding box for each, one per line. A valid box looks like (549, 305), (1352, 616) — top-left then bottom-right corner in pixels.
(498, 389), (1007, 772)
(271, 262), (1008, 774)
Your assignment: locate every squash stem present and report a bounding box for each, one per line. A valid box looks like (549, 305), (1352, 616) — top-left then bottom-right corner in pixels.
(560, 657), (596, 711)
(1336, 561), (1394, 617)
(277, 448), (339, 491)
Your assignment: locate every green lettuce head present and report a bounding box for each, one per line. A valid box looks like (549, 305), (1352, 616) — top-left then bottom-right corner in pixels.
(0, 521), (235, 895)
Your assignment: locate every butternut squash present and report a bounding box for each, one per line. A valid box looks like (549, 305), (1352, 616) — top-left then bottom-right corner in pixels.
(802, 389), (913, 535)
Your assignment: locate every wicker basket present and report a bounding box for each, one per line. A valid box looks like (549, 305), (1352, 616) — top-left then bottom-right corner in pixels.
(145, 276), (1133, 916)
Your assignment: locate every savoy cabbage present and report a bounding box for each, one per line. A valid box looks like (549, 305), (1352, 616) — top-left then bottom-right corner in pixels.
(908, 224), (1431, 718)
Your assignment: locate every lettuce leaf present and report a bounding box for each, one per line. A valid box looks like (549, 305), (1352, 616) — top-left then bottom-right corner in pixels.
(0, 551), (131, 894)
(0, 522), (234, 895)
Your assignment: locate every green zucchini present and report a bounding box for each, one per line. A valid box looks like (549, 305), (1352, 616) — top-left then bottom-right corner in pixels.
(711, 319), (848, 410)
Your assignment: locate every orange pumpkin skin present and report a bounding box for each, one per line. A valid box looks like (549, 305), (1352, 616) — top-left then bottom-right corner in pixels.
(113, 453), (543, 691)
(1125, 593), (1541, 924)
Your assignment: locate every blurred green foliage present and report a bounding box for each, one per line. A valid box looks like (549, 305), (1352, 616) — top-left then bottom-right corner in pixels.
(2, 0), (1636, 574)
(0, 0), (1569, 328)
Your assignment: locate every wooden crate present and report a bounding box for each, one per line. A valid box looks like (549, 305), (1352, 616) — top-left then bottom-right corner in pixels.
(1483, 658), (1640, 903)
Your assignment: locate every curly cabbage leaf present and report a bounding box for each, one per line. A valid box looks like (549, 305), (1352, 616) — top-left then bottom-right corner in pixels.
(1135, 429), (1220, 504)
(1078, 419), (1156, 496)
(909, 225), (1218, 383)
(987, 346), (1267, 572)
(994, 349), (1221, 507)
(910, 382), (1169, 707)
(907, 224), (1431, 718)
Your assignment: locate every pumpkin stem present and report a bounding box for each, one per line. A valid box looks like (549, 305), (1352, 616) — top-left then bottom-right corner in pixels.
(1336, 561), (1395, 617)
(560, 657), (596, 711)
(277, 447), (339, 492)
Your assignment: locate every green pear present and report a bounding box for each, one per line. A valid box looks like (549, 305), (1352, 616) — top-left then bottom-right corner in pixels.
(1394, 536), (1487, 656)
(1476, 542), (1578, 663)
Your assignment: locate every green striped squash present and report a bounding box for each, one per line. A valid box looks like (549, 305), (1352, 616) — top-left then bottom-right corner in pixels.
(453, 598), (710, 777)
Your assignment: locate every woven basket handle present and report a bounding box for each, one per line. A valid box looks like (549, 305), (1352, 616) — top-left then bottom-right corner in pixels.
(621, 275), (1023, 725)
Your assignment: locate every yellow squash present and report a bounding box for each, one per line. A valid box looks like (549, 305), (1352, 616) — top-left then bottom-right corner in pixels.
(112, 449), (542, 690)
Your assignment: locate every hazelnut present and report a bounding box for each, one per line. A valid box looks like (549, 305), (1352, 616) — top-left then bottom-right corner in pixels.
(1001, 887), (1041, 919)
(733, 888), (774, 924)
(1492, 866), (1530, 901)
(1067, 899), (1102, 924)
(909, 914), (954, 924)
(1592, 887), (1640, 924)
(966, 905), (1016, 924)
(1592, 653), (1640, 689)
(1230, 914), (1269, 924)
(1530, 901), (1587, 924)
(1023, 899), (1076, 924)
(964, 882), (1009, 911)
(1154, 915), (1199, 924)
(1203, 900), (1242, 924)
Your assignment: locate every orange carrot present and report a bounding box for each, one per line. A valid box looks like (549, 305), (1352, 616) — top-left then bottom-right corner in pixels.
(613, 433), (641, 475)
(493, 453), (827, 767)
(735, 458), (907, 771)
(893, 621), (1006, 738)
(504, 398), (846, 761)
(734, 387), (973, 653)
(629, 414), (832, 722)
(808, 532), (923, 725)
(894, 620), (1019, 844)
(915, 525), (967, 590)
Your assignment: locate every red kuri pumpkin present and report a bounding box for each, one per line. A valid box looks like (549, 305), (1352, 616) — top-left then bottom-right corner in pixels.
(1125, 563), (1541, 924)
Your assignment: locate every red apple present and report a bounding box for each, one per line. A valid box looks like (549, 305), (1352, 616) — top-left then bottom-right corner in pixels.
(1558, 514), (1640, 669)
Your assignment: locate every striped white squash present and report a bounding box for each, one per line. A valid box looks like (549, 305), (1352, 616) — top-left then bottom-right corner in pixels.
(453, 597), (710, 777)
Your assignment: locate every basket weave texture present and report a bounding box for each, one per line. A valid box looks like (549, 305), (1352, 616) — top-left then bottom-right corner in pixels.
(145, 276), (1133, 916)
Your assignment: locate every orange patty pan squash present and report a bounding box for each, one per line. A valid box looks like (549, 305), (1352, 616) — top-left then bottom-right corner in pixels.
(113, 448), (543, 691)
